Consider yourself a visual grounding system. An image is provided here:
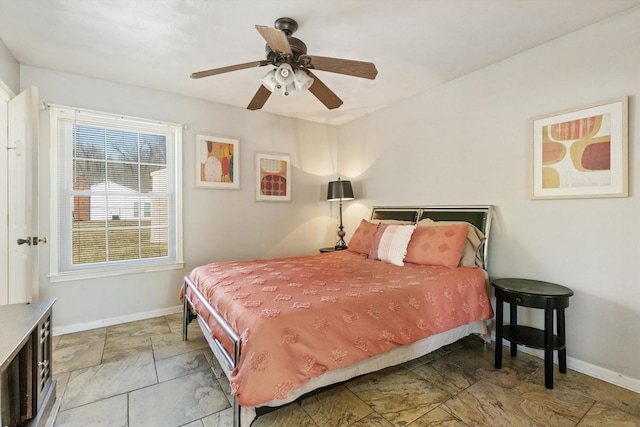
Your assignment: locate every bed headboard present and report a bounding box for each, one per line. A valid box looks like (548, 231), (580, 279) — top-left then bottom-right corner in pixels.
(370, 205), (494, 270)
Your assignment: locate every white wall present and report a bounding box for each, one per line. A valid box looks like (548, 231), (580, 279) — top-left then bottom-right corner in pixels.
(0, 37), (18, 95)
(20, 65), (339, 331)
(338, 8), (640, 389)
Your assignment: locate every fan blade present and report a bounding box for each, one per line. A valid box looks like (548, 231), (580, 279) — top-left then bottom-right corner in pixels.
(308, 56), (378, 80)
(255, 25), (292, 55)
(304, 70), (343, 110)
(191, 61), (265, 79)
(247, 85), (272, 110)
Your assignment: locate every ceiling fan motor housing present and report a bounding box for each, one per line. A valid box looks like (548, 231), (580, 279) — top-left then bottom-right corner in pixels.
(265, 36), (308, 68)
(274, 17), (298, 36)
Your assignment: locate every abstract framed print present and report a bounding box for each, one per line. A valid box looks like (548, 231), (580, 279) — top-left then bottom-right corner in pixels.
(195, 133), (239, 189)
(530, 97), (628, 199)
(254, 152), (291, 202)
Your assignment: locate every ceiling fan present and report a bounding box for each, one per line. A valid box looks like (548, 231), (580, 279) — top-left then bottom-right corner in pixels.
(190, 17), (378, 111)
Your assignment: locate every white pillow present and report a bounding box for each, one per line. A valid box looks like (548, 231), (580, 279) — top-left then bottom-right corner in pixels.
(368, 224), (416, 266)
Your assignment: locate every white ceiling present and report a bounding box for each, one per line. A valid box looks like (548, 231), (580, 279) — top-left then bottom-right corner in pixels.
(1, 0), (638, 125)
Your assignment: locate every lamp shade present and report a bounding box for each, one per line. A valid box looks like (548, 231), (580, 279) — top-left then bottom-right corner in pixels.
(282, 82), (296, 96)
(327, 179), (354, 201)
(275, 63), (295, 86)
(294, 69), (314, 91)
(260, 69), (278, 92)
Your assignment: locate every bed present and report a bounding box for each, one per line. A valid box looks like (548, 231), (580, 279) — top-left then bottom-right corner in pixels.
(182, 205), (494, 427)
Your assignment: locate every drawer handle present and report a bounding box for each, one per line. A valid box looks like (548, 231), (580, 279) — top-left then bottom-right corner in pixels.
(515, 297), (522, 303)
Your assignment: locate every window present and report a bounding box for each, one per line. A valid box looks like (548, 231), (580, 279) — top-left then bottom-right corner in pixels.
(133, 202), (151, 219)
(49, 106), (183, 280)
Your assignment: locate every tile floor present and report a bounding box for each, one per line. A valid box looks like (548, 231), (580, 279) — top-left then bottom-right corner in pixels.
(51, 314), (640, 427)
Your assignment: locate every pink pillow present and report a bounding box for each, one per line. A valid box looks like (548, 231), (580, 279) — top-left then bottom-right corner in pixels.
(369, 224), (416, 266)
(347, 220), (379, 255)
(405, 223), (469, 267)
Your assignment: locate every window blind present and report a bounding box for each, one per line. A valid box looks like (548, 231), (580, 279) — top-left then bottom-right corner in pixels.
(50, 106), (183, 276)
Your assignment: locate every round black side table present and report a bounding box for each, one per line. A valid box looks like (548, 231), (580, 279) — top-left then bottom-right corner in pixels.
(492, 278), (574, 389)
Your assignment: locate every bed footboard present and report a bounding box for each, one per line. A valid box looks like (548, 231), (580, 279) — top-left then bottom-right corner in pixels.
(182, 276), (244, 427)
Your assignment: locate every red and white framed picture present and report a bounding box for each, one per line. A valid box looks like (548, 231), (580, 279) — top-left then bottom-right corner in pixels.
(530, 96), (628, 199)
(195, 133), (239, 189)
(254, 152), (291, 202)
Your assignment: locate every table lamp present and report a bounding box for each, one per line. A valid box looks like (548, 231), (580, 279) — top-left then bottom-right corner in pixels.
(327, 178), (355, 250)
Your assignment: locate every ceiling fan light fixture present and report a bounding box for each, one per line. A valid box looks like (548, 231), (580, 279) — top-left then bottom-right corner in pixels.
(260, 69), (278, 92)
(282, 83), (297, 96)
(274, 63), (295, 86)
(192, 17), (376, 111)
(293, 69), (314, 91)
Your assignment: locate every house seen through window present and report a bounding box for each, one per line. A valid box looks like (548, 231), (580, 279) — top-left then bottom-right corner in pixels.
(50, 106), (183, 278)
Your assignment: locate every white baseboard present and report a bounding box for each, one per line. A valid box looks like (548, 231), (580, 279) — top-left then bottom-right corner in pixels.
(498, 341), (640, 394)
(52, 305), (183, 336)
(567, 355), (640, 393)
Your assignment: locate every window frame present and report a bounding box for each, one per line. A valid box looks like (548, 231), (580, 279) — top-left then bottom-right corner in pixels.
(49, 105), (184, 282)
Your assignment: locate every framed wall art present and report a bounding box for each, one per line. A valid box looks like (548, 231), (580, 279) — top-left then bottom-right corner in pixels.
(195, 133), (239, 189)
(530, 96), (628, 199)
(254, 152), (291, 202)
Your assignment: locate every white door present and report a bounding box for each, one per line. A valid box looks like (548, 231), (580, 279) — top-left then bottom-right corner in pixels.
(0, 85), (9, 305)
(5, 86), (39, 304)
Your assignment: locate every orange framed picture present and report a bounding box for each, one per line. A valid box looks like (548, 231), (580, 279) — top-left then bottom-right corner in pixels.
(254, 152), (291, 202)
(530, 97), (628, 199)
(195, 133), (239, 189)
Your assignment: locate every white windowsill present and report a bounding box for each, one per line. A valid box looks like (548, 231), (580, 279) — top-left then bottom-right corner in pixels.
(49, 260), (186, 283)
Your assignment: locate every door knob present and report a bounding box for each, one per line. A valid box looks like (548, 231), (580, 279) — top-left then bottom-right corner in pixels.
(17, 237), (31, 245)
(33, 236), (47, 245)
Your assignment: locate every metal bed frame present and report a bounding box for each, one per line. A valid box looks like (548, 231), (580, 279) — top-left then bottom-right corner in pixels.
(182, 205), (493, 427)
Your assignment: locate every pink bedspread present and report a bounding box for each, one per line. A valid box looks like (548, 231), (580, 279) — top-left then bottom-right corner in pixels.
(185, 251), (493, 407)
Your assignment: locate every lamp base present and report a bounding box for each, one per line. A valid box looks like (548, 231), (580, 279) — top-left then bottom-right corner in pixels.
(335, 223), (347, 250)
